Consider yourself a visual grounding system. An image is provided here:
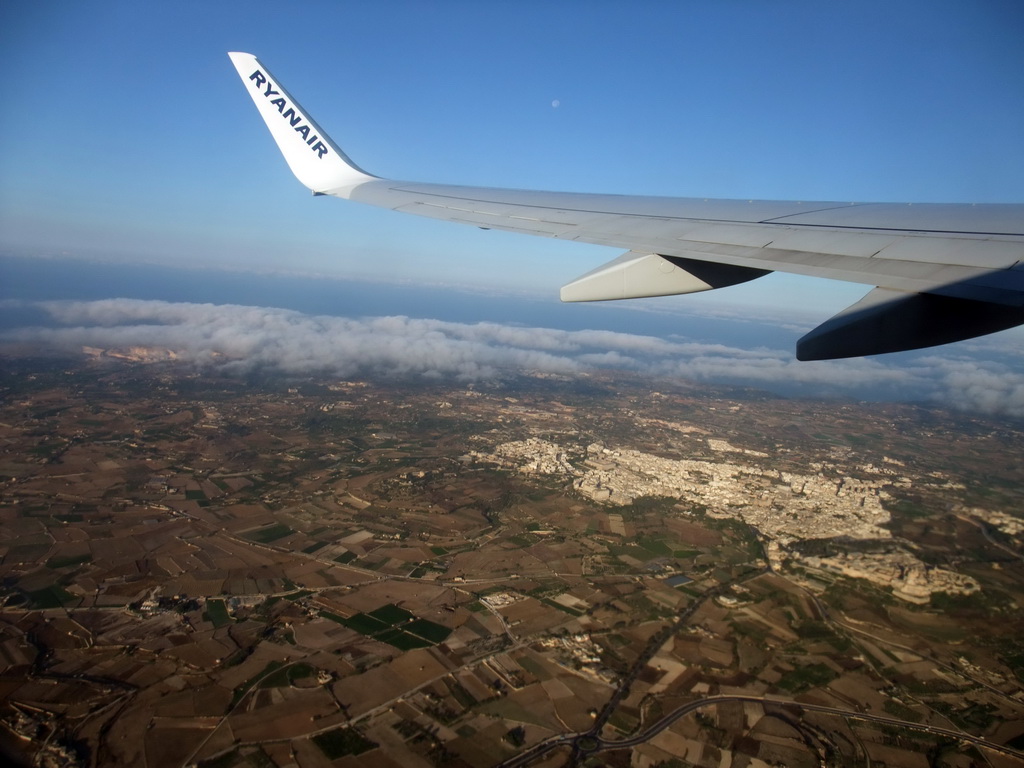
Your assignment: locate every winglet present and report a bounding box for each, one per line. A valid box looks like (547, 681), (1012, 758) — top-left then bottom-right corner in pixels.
(228, 52), (375, 195)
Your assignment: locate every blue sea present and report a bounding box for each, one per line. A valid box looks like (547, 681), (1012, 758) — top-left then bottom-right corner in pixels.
(0, 254), (798, 350)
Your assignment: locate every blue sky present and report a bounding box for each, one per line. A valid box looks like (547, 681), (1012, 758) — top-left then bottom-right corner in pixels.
(2, 1), (1021, 297)
(1, 1), (1024, 412)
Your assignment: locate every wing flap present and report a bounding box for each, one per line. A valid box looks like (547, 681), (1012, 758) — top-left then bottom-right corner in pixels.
(763, 229), (896, 258)
(872, 236), (1023, 268)
(767, 202), (1024, 236)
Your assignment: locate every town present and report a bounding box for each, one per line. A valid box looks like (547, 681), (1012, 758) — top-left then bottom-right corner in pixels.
(1, 351), (1023, 767)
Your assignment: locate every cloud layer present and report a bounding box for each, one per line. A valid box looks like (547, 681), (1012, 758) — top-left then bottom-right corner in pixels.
(6, 298), (1024, 416)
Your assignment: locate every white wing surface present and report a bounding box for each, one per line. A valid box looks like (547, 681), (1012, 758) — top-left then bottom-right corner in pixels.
(228, 52), (1024, 360)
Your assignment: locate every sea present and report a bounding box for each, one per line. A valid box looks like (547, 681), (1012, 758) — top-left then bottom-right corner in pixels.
(0, 254), (798, 350)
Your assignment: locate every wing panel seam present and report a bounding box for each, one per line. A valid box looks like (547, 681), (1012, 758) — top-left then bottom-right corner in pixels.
(384, 187), (1023, 237)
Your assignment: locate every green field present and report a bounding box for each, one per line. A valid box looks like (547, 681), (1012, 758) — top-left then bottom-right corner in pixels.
(405, 618), (452, 643)
(244, 523), (295, 543)
(324, 604), (451, 648)
(777, 663), (838, 693)
(542, 598), (583, 616)
(672, 549), (701, 559)
(231, 661), (284, 708)
(312, 728), (377, 759)
(339, 612), (391, 634)
(27, 585), (76, 609)
(378, 629), (432, 650)
(204, 598), (231, 628)
(260, 662), (316, 688)
(46, 553), (92, 569)
(635, 536), (673, 556)
(369, 603), (416, 625)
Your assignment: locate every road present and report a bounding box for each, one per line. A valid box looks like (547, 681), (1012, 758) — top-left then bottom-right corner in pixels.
(957, 513), (1024, 563)
(499, 693), (1024, 767)
(513, 565), (766, 768)
(496, 555), (1024, 768)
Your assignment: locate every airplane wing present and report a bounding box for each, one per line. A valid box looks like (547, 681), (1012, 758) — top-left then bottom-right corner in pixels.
(228, 52), (1024, 360)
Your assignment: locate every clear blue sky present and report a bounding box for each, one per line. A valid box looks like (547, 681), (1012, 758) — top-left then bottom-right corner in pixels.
(1, 1), (1022, 307)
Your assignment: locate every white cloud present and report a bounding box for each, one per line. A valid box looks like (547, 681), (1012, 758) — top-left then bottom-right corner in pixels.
(6, 298), (1024, 416)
